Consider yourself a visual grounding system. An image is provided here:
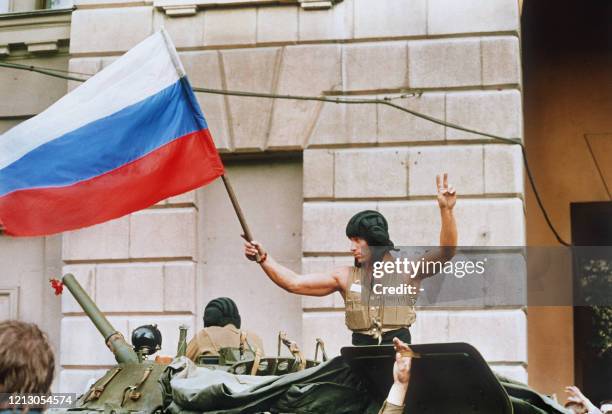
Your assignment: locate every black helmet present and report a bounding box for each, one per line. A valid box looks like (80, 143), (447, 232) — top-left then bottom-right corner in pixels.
(204, 297), (241, 329)
(131, 324), (162, 355)
(346, 210), (394, 248)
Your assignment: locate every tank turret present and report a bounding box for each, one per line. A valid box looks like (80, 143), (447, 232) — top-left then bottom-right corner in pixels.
(61, 274), (165, 412)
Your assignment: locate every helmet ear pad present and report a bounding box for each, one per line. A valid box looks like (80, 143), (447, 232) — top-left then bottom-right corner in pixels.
(365, 224), (388, 246)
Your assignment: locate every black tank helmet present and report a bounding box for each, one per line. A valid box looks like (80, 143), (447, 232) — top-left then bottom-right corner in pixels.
(346, 210), (395, 265)
(203, 297), (241, 329)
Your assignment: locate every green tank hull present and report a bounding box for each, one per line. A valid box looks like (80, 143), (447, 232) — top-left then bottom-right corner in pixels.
(59, 273), (568, 414)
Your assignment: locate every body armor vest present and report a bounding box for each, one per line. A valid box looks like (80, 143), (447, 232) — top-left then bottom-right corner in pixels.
(344, 265), (417, 335)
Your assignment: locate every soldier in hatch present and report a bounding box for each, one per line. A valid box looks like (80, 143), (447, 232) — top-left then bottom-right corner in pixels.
(186, 297), (264, 361)
(245, 173), (457, 345)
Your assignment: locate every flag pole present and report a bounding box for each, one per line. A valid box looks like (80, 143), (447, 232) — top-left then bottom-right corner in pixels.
(221, 174), (253, 241)
(159, 30), (260, 259)
(220, 174), (261, 262)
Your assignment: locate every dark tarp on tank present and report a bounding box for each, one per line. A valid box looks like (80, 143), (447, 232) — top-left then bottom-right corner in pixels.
(501, 378), (572, 414)
(161, 356), (380, 414)
(160, 344), (570, 414)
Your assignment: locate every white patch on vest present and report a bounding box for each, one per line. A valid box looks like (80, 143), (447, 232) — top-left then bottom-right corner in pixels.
(350, 283), (362, 293)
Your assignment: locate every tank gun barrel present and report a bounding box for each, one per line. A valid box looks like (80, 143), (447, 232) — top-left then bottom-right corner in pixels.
(62, 273), (139, 364)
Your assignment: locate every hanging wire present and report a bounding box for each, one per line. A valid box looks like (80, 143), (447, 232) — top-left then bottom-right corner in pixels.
(0, 60), (571, 246)
(0, 61), (88, 82)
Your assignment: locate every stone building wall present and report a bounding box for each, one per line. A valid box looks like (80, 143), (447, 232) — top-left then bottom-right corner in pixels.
(0, 8), (71, 392)
(40, 0), (526, 392)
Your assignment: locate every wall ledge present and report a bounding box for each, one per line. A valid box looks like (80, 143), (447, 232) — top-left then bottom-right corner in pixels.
(154, 0), (341, 16)
(0, 7), (73, 20)
(0, 10), (71, 57)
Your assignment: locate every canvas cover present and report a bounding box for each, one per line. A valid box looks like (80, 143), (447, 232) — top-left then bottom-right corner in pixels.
(160, 344), (570, 414)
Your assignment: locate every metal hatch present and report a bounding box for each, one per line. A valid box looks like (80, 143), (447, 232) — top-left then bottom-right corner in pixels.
(341, 342), (513, 414)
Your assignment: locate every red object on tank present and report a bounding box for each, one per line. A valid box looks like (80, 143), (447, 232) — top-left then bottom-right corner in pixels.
(50, 278), (64, 295)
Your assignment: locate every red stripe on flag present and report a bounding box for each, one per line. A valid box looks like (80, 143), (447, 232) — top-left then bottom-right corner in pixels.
(0, 129), (224, 236)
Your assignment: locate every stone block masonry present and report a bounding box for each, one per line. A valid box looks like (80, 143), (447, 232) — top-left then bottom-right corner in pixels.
(59, 0), (526, 392)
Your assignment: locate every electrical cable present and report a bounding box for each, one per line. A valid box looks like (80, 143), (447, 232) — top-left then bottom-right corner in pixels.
(0, 61), (87, 81)
(0, 60), (571, 245)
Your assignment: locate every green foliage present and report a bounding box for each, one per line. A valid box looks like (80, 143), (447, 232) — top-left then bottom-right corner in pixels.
(591, 306), (612, 356)
(580, 259), (612, 356)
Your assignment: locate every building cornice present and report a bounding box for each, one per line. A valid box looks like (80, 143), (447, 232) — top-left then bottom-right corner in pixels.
(154, 0), (342, 16)
(0, 8), (72, 57)
(0, 7), (73, 21)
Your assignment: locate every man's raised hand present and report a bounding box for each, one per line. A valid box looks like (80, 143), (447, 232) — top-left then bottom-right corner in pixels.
(436, 173), (456, 210)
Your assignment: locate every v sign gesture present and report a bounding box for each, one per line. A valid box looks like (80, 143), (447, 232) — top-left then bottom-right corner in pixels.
(436, 173), (457, 210)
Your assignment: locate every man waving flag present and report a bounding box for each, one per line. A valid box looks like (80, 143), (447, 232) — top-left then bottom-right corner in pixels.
(0, 29), (224, 236)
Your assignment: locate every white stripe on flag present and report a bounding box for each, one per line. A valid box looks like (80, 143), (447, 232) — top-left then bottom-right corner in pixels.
(0, 31), (181, 170)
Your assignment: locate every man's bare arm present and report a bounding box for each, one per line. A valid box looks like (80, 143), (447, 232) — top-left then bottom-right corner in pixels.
(436, 172), (457, 249)
(414, 173), (458, 280)
(245, 241), (347, 296)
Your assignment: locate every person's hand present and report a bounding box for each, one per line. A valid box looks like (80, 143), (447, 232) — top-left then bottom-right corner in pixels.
(244, 240), (267, 262)
(565, 386), (602, 414)
(564, 401), (588, 414)
(384, 337), (412, 408)
(392, 337), (412, 385)
(436, 173), (456, 210)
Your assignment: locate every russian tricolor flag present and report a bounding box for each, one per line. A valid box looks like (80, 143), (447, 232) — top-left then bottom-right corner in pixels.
(0, 30), (224, 236)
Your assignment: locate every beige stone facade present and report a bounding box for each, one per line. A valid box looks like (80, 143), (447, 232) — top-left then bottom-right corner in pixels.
(0, 5), (71, 391)
(0, 0), (527, 393)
